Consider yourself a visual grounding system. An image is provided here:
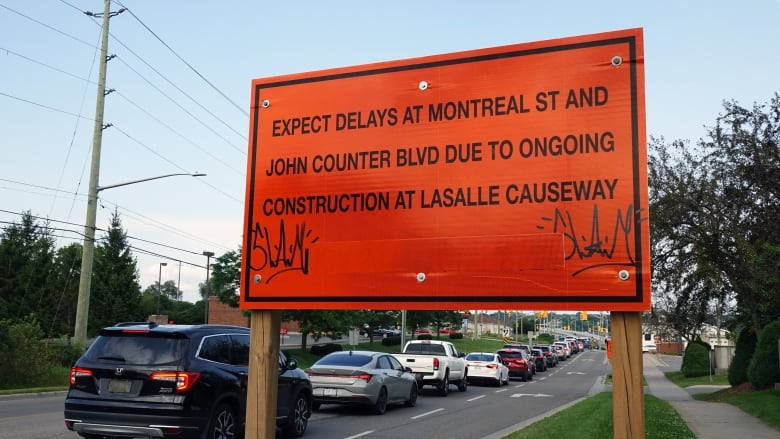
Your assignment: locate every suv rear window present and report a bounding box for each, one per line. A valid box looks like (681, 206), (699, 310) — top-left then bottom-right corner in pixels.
(85, 333), (187, 365)
(497, 351), (523, 359)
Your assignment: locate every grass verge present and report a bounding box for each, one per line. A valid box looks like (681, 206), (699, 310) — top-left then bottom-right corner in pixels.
(696, 386), (780, 430)
(501, 393), (694, 439)
(663, 371), (729, 387)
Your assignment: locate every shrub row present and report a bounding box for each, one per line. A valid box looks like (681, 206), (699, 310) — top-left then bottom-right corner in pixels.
(310, 343), (343, 356)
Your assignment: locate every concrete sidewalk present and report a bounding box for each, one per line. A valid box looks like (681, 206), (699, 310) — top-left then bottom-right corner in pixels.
(643, 354), (779, 438)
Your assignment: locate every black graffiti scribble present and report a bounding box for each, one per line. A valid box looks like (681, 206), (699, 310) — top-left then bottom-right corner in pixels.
(536, 204), (647, 276)
(250, 219), (319, 284)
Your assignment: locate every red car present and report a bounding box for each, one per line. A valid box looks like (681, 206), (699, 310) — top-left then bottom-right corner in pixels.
(496, 348), (533, 381)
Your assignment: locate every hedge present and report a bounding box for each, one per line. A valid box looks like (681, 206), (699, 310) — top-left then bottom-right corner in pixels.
(728, 327), (757, 386)
(747, 320), (780, 390)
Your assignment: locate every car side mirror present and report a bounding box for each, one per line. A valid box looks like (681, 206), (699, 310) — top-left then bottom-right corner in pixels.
(405, 366), (413, 373)
(285, 358), (298, 371)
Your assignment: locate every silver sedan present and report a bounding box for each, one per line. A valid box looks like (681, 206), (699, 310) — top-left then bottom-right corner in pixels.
(306, 350), (418, 414)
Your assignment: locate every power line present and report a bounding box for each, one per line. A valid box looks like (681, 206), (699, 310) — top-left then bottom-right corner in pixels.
(0, 3), (96, 48)
(0, 90), (96, 121)
(115, 0), (249, 118)
(1, 46), (244, 178)
(112, 55), (246, 154)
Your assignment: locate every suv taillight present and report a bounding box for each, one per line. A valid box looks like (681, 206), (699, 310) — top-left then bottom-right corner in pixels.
(150, 372), (201, 392)
(70, 367), (93, 385)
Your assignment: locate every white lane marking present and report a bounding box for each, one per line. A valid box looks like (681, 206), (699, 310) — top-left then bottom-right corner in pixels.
(344, 430), (375, 439)
(510, 393), (553, 398)
(495, 388), (509, 393)
(467, 395), (486, 402)
(410, 408), (444, 419)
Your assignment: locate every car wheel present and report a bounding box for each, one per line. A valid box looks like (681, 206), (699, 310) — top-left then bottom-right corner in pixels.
(457, 376), (468, 392)
(437, 374), (449, 396)
(373, 387), (388, 415)
(404, 383), (418, 407)
(206, 403), (237, 439)
(281, 391), (310, 437)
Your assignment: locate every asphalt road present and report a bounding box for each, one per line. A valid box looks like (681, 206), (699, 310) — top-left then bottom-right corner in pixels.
(0, 348), (608, 439)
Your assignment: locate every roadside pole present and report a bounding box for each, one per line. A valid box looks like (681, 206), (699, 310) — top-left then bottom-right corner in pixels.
(611, 312), (644, 439)
(246, 310), (281, 438)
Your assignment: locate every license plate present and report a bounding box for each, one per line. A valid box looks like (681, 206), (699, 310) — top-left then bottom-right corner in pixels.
(323, 388), (337, 397)
(109, 379), (132, 393)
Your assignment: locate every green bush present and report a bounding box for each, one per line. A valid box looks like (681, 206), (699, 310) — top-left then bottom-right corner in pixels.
(417, 334), (433, 340)
(449, 332), (464, 340)
(681, 341), (711, 377)
(309, 343), (344, 357)
(728, 327), (757, 386)
(747, 320), (780, 390)
(381, 335), (402, 346)
(0, 317), (58, 389)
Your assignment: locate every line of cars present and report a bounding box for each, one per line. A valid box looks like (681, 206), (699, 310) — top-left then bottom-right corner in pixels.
(304, 337), (599, 416)
(63, 322), (598, 439)
(471, 336), (593, 385)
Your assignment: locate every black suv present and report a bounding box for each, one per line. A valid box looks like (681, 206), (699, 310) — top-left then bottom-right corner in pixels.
(64, 322), (312, 438)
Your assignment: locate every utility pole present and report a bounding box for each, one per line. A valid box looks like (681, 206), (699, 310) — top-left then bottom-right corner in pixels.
(203, 251), (214, 323)
(73, 0), (124, 344)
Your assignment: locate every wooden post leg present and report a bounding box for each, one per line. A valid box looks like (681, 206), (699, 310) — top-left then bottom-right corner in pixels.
(611, 311), (644, 439)
(246, 310), (281, 438)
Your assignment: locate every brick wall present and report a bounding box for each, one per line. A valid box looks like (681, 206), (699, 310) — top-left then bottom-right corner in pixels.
(205, 296), (300, 332)
(207, 296), (249, 327)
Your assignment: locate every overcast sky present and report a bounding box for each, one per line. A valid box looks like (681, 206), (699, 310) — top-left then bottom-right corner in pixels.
(2, 1), (778, 304)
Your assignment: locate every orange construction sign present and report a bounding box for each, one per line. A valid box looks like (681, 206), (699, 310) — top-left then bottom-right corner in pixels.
(241, 28), (649, 311)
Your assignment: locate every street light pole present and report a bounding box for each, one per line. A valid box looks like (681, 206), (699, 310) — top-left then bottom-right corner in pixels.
(203, 251), (214, 324)
(73, 172), (205, 343)
(157, 262), (167, 315)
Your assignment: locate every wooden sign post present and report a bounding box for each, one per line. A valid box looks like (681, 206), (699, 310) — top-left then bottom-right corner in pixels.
(245, 310), (281, 439)
(611, 312), (644, 439)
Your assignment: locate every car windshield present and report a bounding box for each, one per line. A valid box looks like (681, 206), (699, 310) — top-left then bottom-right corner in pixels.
(315, 353), (373, 367)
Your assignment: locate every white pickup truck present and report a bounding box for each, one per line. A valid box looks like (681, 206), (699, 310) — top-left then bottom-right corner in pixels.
(393, 339), (468, 396)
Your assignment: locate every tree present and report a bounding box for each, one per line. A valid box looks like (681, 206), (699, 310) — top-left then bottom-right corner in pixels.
(141, 280), (183, 317)
(46, 243), (83, 338)
(747, 319), (780, 389)
(0, 211), (57, 325)
(208, 249), (241, 307)
(90, 210), (142, 333)
(281, 310), (357, 351)
(648, 93), (780, 340)
(355, 310), (400, 344)
(703, 94), (780, 336)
